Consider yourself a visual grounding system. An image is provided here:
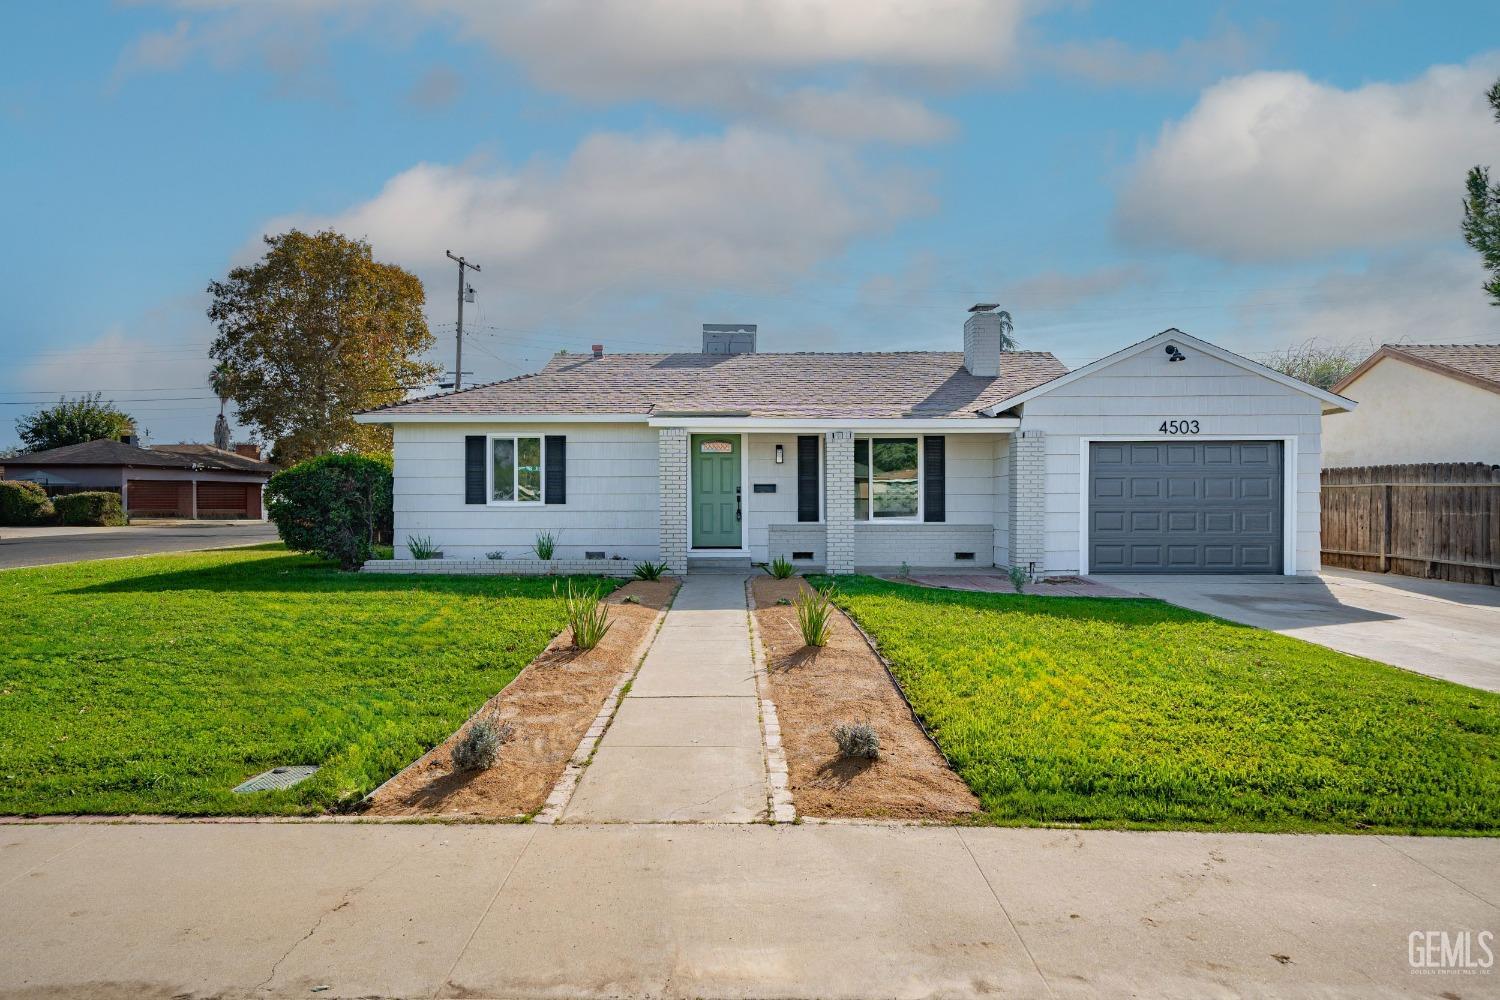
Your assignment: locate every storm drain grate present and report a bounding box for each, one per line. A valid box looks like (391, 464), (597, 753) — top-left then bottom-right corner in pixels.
(233, 765), (320, 794)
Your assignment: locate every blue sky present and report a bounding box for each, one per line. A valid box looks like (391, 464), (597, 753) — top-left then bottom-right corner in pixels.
(2, 1), (1497, 448)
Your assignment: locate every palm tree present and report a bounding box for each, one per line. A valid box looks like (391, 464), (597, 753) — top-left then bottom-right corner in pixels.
(996, 310), (1017, 352)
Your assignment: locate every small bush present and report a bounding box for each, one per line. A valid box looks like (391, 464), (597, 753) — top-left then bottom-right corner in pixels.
(833, 722), (880, 760)
(0, 480), (55, 525)
(406, 535), (442, 559)
(632, 560), (667, 581)
(451, 715), (514, 772)
(775, 597), (791, 606)
(486, 550), (506, 560)
(621, 594), (640, 605)
(768, 556), (795, 579)
(264, 453), (393, 570)
(533, 531), (557, 560)
(898, 560), (911, 579)
(794, 585), (834, 648)
(53, 491), (126, 526)
(370, 544), (394, 560)
(559, 579), (612, 650)
(1007, 564), (1028, 594)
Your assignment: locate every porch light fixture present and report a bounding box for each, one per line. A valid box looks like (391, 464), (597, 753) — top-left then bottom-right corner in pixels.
(1165, 344), (1186, 362)
(775, 444), (784, 464)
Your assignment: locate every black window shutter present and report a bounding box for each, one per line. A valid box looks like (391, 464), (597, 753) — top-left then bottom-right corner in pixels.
(544, 436), (566, 504)
(923, 435), (945, 522)
(796, 436), (819, 522)
(464, 436), (486, 504)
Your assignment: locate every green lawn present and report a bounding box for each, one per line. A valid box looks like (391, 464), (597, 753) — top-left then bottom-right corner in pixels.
(819, 577), (1500, 835)
(0, 545), (618, 816)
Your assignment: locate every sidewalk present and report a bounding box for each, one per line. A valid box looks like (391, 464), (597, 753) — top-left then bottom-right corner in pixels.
(2, 820), (1494, 998)
(563, 573), (767, 822)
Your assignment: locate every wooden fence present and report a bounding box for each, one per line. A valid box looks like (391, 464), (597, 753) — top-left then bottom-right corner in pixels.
(1321, 463), (1500, 585)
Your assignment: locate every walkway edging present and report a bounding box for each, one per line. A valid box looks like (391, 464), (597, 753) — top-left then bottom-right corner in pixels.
(745, 576), (796, 824)
(533, 581), (681, 824)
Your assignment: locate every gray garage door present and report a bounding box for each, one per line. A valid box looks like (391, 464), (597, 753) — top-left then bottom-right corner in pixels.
(1088, 440), (1283, 574)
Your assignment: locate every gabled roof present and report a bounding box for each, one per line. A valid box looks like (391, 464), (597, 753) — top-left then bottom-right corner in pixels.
(979, 329), (1358, 415)
(7, 439), (275, 475)
(359, 350), (1068, 420)
(1333, 343), (1500, 396)
(6, 438), (199, 469)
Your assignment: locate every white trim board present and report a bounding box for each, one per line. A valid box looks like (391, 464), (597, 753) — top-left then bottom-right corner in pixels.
(984, 329), (1357, 416)
(1076, 434), (1299, 577)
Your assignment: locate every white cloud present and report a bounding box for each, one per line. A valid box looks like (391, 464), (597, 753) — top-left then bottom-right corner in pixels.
(1232, 249), (1499, 351)
(1035, 24), (1266, 89)
(1116, 56), (1500, 261)
(263, 128), (932, 320)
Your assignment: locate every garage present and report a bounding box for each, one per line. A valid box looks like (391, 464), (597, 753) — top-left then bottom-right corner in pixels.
(1087, 440), (1283, 574)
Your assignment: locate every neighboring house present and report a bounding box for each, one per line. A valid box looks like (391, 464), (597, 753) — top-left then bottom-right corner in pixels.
(356, 310), (1354, 577)
(1324, 344), (1500, 467)
(2, 438), (275, 518)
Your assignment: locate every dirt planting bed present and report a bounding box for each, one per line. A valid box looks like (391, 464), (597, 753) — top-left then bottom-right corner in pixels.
(364, 578), (678, 819)
(750, 577), (978, 821)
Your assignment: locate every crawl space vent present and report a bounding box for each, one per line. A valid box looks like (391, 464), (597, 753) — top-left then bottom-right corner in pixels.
(792, 551), (814, 561)
(954, 552), (976, 561)
(233, 765), (319, 794)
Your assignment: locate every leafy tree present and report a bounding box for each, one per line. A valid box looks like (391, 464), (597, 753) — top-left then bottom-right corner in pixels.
(207, 229), (438, 464)
(264, 453), (393, 570)
(16, 392), (135, 453)
(1261, 340), (1367, 391)
(1462, 77), (1500, 306)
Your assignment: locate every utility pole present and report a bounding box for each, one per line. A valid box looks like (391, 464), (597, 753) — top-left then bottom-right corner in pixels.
(445, 250), (481, 390)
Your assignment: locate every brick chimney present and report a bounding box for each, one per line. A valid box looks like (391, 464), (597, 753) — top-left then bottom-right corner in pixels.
(591, 344), (604, 359)
(963, 303), (1009, 377)
(233, 442), (261, 461)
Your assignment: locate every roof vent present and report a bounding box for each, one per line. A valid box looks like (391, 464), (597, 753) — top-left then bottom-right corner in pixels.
(702, 323), (757, 355)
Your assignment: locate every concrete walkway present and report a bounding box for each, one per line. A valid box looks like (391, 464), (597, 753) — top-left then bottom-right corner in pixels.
(563, 573), (767, 822)
(1112, 569), (1500, 693)
(2, 821), (1495, 998)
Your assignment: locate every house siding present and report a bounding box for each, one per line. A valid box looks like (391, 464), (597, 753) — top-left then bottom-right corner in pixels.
(1323, 357), (1500, 466)
(392, 422), (661, 561)
(1017, 347), (1323, 576)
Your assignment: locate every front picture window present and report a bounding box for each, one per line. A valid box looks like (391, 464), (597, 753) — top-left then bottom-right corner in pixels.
(854, 437), (918, 520)
(491, 436), (542, 503)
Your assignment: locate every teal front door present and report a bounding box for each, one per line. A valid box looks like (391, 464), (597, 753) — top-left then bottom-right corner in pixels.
(691, 435), (742, 548)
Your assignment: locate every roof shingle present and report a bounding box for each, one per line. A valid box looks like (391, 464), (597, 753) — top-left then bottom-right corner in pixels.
(362, 351), (1068, 419)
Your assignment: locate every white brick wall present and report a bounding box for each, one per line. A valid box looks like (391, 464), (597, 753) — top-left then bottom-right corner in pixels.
(1009, 429), (1046, 574)
(658, 428), (688, 575)
(854, 523), (993, 568)
(766, 523), (827, 568)
(824, 430), (855, 574)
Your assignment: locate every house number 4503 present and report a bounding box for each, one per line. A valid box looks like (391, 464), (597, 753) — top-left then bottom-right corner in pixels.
(1158, 419), (1200, 434)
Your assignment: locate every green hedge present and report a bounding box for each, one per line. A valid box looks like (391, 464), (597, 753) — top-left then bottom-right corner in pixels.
(265, 453), (393, 570)
(53, 491), (127, 527)
(0, 480), (54, 526)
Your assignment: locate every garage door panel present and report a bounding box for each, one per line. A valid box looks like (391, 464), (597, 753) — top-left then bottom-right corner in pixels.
(1088, 440), (1283, 574)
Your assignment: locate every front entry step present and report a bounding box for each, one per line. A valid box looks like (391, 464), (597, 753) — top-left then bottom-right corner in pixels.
(687, 556), (753, 574)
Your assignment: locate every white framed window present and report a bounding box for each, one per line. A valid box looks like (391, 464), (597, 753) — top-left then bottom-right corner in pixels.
(854, 436), (921, 521)
(489, 435), (544, 504)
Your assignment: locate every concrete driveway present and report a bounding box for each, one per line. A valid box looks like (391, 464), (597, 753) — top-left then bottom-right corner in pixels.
(1107, 569), (1500, 693)
(0, 520), (280, 569)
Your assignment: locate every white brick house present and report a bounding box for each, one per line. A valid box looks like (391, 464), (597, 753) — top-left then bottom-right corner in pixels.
(356, 310), (1354, 577)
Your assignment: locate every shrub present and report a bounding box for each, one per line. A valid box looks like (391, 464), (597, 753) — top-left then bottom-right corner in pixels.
(486, 550), (506, 560)
(370, 544), (394, 560)
(768, 556), (795, 579)
(898, 560), (911, 579)
(53, 491), (126, 527)
(533, 531), (557, 560)
(1007, 564), (1028, 594)
(406, 535), (442, 560)
(632, 560), (667, 581)
(621, 594), (640, 605)
(833, 722), (880, 760)
(451, 715), (514, 772)
(264, 453), (393, 570)
(0, 480), (54, 526)
(775, 597), (791, 606)
(559, 579), (612, 650)
(794, 585), (834, 648)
